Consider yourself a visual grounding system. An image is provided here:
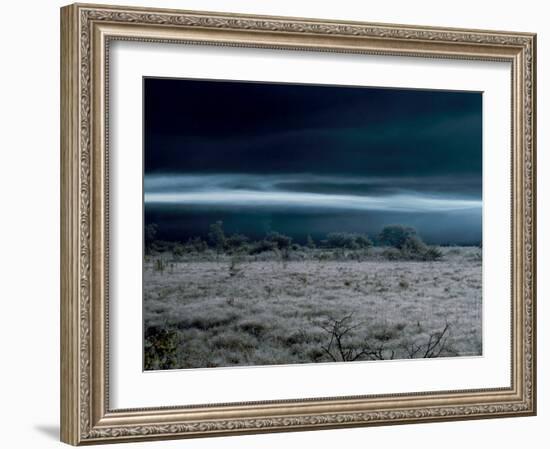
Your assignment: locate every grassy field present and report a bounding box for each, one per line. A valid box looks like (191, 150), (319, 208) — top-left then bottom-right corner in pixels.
(144, 246), (482, 370)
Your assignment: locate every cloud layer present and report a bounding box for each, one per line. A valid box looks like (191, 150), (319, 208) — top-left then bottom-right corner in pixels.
(143, 79), (482, 244)
(144, 174), (481, 214)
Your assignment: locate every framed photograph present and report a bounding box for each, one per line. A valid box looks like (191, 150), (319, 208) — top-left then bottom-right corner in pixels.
(60, 3), (537, 445)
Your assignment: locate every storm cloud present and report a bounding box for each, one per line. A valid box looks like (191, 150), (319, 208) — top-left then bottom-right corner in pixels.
(144, 78), (482, 244)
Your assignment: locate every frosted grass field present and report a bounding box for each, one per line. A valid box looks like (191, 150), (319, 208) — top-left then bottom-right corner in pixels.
(143, 246), (482, 370)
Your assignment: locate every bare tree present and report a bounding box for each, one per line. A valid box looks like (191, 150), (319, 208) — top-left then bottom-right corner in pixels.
(318, 313), (395, 362)
(405, 321), (451, 359)
(318, 313), (452, 362)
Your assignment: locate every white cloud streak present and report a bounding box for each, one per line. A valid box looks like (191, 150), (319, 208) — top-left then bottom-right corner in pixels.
(144, 189), (480, 213)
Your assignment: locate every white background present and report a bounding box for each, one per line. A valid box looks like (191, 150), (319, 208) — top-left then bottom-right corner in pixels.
(0, 0), (546, 448)
(110, 43), (511, 408)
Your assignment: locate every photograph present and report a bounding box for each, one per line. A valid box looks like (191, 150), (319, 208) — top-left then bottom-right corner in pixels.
(58, 3), (536, 444)
(142, 78), (483, 370)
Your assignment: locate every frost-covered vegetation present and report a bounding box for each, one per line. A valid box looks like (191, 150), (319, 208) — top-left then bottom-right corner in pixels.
(143, 223), (481, 370)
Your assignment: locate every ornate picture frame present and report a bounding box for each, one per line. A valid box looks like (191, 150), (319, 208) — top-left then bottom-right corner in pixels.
(60, 3), (536, 445)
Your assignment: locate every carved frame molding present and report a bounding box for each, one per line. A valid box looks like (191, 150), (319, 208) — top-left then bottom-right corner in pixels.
(61, 3), (536, 445)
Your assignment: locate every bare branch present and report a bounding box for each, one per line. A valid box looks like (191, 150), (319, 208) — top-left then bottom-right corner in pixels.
(317, 314), (453, 362)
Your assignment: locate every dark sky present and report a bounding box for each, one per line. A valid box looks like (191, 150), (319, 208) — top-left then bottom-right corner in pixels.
(144, 77), (482, 244)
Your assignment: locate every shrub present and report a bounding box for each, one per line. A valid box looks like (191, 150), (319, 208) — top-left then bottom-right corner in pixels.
(355, 234), (374, 249)
(306, 234), (316, 249)
(422, 246), (443, 261)
(248, 239), (278, 255)
(348, 249), (370, 261)
(378, 225), (417, 249)
(154, 258), (166, 273)
(382, 234), (443, 261)
(150, 240), (171, 253)
(399, 235), (445, 261)
(327, 232), (351, 249)
(315, 251), (333, 261)
(317, 314), (454, 361)
(172, 242), (185, 258)
(280, 247), (291, 267)
(239, 320), (267, 337)
(208, 221), (226, 254)
(144, 326), (179, 370)
(186, 236), (208, 253)
(400, 235), (428, 258)
(226, 233), (249, 252)
(144, 223), (158, 254)
(265, 231), (292, 250)
(326, 232), (373, 249)
(382, 247), (401, 260)
(228, 253), (245, 277)
(332, 248), (346, 260)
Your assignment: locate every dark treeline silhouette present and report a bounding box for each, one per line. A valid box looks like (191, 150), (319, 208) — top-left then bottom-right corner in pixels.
(145, 222), (447, 261)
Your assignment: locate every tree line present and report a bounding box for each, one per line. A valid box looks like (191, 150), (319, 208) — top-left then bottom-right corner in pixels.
(145, 222), (442, 261)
